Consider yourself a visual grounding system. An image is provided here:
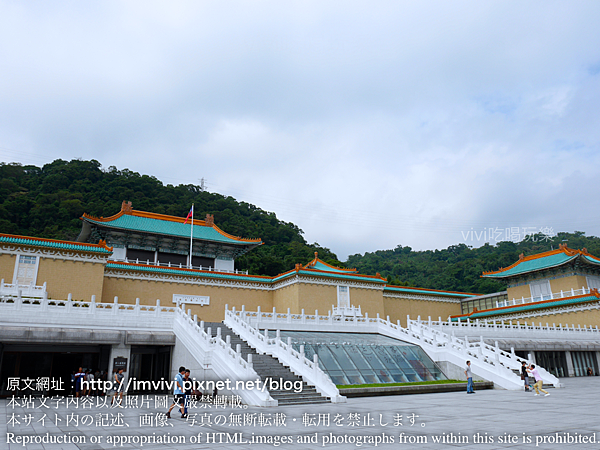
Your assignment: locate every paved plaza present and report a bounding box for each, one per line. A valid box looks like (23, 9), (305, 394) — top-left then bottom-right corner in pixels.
(2, 377), (600, 450)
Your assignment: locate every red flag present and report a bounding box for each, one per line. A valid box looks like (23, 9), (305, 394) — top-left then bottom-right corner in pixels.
(184, 207), (193, 224)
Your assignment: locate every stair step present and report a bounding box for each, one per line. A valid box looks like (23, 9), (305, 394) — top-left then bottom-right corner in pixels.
(200, 322), (331, 405)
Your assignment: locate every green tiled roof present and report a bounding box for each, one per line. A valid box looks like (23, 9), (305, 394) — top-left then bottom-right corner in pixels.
(456, 295), (600, 320)
(309, 261), (357, 273)
(583, 255), (600, 265)
(272, 269), (385, 284)
(85, 214), (260, 246)
(105, 263), (270, 282)
(384, 285), (470, 298)
(482, 252), (576, 278)
(0, 235), (112, 254)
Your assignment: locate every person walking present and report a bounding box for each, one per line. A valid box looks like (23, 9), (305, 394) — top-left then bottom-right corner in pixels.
(74, 367), (86, 398)
(166, 366), (187, 419)
(111, 368), (126, 407)
(465, 361), (475, 394)
(183, 369), (192, 415)
(528, 364), (550, 397)
(521, 361), (530, 392)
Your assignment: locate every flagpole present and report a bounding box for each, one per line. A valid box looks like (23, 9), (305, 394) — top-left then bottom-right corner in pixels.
(189, 204), (194, 268)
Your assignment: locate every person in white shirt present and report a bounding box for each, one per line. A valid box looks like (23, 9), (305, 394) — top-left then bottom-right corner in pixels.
(527, 365), (550, 396)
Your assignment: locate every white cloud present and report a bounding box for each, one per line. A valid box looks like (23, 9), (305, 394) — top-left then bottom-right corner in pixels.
(1, 1), (600, 259)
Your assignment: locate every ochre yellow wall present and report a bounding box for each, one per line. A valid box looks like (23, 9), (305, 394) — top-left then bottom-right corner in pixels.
(37, 259), (105, 301)
(101, 277), (273, 322)
(550, 275), (588, 293)
(348, 287), (385, 318)
(0, 253), (16, 283)
(383, 296), (462, 326)
(508, 275), (591, 302)
(272, 284), (298, 313)
(507, 284), (532, 301)
(509, 307), (600, 328)
(295, 283), (338, 315)
(273, 283), (386, 317)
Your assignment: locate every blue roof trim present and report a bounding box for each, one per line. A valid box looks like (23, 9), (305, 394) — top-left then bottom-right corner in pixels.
(309, 261), (357, 273)
(583, 255), (600, 265)
(105, 263), (272, 282)
(453, 295), (600, 320)
(384, 286), (471, 298)
(0, 235), (112, 254)
(271, 269), (385, 284)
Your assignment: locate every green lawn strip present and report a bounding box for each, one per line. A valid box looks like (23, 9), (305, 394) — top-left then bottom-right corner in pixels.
(337, 380), (486, 389)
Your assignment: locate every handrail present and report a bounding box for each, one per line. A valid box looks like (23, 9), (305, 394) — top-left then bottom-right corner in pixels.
(108, 258), (248, 274)
(0, 293), (274, 405)
(229, 306), (563, 390)
(426, 315), (600, 335)
(498, 287), (590, 308)
(0, 279), (47, 298)
(224, 306), (345, 403)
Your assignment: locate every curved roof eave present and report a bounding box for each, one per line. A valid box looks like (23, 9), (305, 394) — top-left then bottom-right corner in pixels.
(82, 210), (262, 247)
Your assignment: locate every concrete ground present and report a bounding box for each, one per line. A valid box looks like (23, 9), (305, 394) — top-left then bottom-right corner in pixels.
(2, 377), (599, 450)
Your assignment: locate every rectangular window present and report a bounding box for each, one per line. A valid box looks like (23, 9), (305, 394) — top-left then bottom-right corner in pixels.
(337, 286), (350, 309)
(529, 280), (551, 301)
(587, 276), (600, 291)
(13, 255), (39, 286)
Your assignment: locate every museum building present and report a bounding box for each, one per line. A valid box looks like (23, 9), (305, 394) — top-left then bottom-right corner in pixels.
(1, 202), (600, 404)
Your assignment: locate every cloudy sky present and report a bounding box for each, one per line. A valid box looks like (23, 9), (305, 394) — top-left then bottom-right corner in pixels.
(1, 1), (600, 260)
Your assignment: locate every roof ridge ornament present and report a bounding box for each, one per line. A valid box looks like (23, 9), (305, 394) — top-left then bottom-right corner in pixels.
(121, 200), (133, 213)
(205, 214), (214, 226)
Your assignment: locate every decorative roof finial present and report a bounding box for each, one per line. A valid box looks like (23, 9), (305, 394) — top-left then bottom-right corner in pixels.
(121, 201), (133, 213)
(205, 214), (214, 226)
(519, 253), (524, 260)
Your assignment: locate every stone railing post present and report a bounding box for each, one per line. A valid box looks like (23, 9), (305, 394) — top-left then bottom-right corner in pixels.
(40, 293), (48, 311)
(16, 289), (23, 310)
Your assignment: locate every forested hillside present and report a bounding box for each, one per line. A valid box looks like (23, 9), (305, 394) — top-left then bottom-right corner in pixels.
(347, 232), (600, 294)
(2, 159), (599, 293)
(0, 159), (340, 276)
